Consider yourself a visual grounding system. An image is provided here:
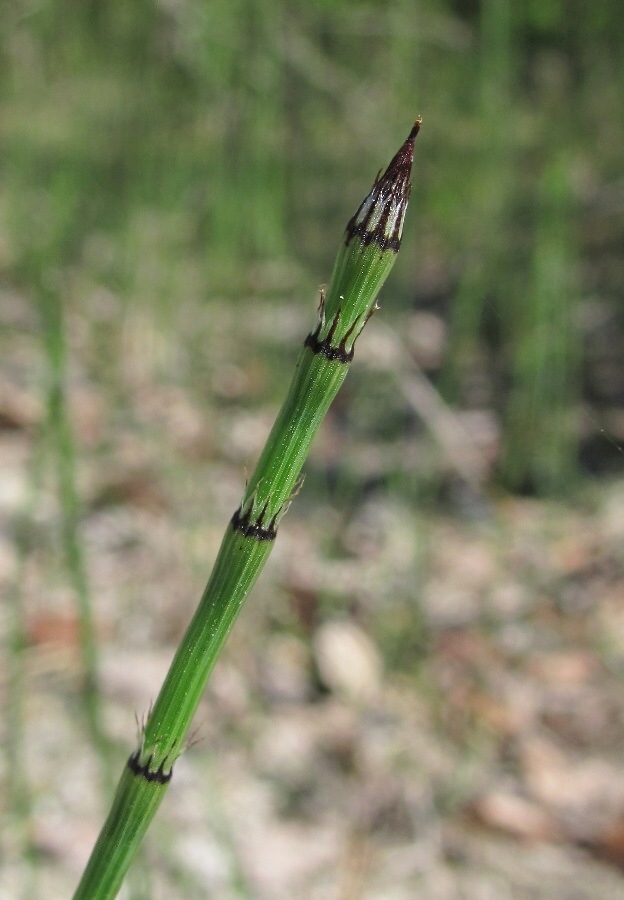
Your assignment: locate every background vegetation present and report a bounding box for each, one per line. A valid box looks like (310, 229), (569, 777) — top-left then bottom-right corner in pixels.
(2, 0), (624, 897)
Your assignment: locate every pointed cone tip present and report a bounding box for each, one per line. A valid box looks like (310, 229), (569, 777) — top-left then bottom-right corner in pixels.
(345, 118), (420, 253)
(409, 117), (422, 141)
(384, 117), (421, 177)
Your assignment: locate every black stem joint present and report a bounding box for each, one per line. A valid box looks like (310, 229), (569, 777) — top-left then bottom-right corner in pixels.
(304, 315), (356, 364)
(231, 503), (278, 541)
(127, 750), (173, 785)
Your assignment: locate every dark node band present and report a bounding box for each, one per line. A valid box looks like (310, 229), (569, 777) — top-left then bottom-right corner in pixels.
(127, 750), (173, 785)
(345, 219), (402, 253)
(231, 506), (277, 541)
(304, 325), (354, 364)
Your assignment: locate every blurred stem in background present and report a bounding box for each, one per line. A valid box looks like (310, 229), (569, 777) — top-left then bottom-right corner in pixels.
(37, 275), (113, 789)
(442, 0), (515, 405)
(4, 155), (116, 881)
(502, 155), (580, 493)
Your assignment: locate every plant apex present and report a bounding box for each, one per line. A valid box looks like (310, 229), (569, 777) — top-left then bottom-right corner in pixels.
(346, 119), (421, 253)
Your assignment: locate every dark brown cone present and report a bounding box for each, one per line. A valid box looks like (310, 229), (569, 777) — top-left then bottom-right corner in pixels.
(345, 118), (421, 253)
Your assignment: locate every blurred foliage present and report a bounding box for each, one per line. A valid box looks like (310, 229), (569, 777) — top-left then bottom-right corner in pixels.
(1, 0), (623, 494)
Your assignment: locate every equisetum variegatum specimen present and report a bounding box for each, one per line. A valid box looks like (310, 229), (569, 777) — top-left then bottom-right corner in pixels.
(74, 120), (421, 899)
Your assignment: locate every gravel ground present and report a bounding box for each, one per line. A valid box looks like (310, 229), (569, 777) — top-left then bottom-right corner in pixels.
(3, 300), (624, 898)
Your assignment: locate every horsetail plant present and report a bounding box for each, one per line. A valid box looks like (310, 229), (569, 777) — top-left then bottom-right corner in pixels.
(73, 120), (421, 899)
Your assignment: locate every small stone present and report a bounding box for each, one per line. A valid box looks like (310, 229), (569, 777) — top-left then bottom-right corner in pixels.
(313, 620), (382, 704)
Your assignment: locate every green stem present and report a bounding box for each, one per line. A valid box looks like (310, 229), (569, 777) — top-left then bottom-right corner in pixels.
(39, 283), (114, 793)
(73, 120), (420, 899)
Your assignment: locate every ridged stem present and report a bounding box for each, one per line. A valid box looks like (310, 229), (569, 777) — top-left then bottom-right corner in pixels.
(73, 121), (420, 900)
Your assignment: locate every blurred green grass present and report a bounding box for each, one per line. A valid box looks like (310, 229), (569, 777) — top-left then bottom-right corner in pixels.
(3, 0), (623, 493)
